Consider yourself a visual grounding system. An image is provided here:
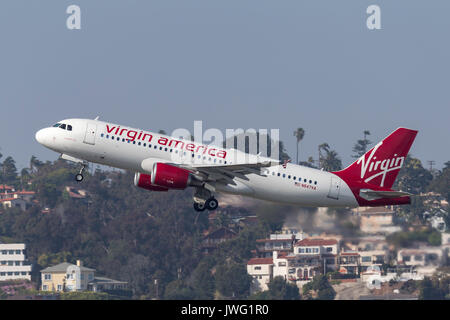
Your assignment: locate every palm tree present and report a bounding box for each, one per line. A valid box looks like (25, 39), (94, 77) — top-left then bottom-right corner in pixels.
(322, 150), (343, 171)
(293, 128), (305, 164)
(318, 143), (330, 169)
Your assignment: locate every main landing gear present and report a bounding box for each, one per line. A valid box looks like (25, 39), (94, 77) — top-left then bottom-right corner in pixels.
(75, 163), (86, 182)
(193, 187), (219, 212)
(193, 197), (219, 212)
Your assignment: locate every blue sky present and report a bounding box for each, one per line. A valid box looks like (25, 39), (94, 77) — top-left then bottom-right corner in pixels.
(0, 0), (449, 170)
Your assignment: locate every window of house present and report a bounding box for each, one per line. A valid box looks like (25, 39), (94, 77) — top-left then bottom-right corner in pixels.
(42, 285), (48, 291)
(57, 285), (63, 291)
(44, 274), (52, 280)
(361, 256), (371, 263)
(326, 247), (333, 252)
(403, 255), (411, 262)
(278, 262), (286, 267)
(1, 250), (6, 254)
(254, 266), (261, 270)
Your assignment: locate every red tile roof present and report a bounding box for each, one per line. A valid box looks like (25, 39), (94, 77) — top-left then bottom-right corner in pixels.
(247, 258), (273, 265)
(341, 252), (360, 256)
(294, 238), (338, 247)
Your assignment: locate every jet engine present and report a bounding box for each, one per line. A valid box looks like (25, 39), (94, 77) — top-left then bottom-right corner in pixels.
(151, 162), (200, 189)
(134, 172), (169, 192)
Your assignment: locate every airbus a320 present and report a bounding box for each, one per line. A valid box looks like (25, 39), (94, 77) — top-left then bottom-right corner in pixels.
(35, 118), (417, 212)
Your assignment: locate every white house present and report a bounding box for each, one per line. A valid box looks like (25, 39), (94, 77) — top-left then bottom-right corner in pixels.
(246, 258), (273, 295)
(0, 243), (32, 281)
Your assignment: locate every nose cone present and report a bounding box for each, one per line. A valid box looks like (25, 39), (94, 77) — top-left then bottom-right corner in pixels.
(35, 128), (48, 146)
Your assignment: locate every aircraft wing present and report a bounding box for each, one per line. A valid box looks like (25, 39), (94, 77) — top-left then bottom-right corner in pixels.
(178, 160), (279, 182)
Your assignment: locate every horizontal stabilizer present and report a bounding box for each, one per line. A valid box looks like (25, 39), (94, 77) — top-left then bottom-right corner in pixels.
(359, 189), (412, 201)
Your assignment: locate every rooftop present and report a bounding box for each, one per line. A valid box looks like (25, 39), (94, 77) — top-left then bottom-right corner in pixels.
(294, 238), (338, 247)
(247, 258), (273, 265)
(41, 262), (95, 273)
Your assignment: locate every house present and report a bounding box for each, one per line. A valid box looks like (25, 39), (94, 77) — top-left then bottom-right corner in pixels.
(338, 252), (360, 275)
(0, 197), (27, 211)
(357, 206), (401, 235)
(342, 236), (390, 272)
(41, 260), (94, 292)
(0, 243), (32, 281)
(201, 227), (237, 254)
(87, 277), (129, 292)
(40, 260), (128, 293)
(247, 258), (273, 295)
(0, 185), (35, 211)
(397, 247), (445, 276)
(273, 251), (323, 289)
(255, 235), (295, 258)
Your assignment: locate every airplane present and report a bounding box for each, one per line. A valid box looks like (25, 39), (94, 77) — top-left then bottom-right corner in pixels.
(35, 118), (418, 212)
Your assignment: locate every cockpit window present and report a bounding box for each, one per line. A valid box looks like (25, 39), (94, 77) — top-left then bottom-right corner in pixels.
(53, 123), (61, 127)
(60, 124), (66, 130)
(67, 125), (72, 131)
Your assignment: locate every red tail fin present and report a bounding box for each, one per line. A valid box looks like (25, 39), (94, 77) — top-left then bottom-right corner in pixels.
(333, 128), (418, 207)
(334, 128), (418, 189)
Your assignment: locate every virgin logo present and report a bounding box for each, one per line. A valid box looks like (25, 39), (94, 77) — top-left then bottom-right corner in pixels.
(356, 141), (405, 187)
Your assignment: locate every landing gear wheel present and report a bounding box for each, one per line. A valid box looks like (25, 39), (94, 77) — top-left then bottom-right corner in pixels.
(205, 198), (219, 211)
(193, 202), (206, 212)
(75, 163), (86, 182)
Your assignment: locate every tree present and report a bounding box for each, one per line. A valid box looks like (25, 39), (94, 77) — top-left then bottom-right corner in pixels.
(215, 263), (252, 299)
(321, 150), (342, 172)
(428, 163), (450, 203)
(267, 276), (300, 300)
(318, 143), (329, 169)
(302, 275), (336, 300)
(352, 130), (372, 158)
(293, 128), (305, 164)
(1, 156), (18, 184)
(395, 155), (433, 194)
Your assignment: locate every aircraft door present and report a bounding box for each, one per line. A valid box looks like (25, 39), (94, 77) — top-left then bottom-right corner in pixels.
(83, 122), (97, 145)
(327, 176), (341, 200)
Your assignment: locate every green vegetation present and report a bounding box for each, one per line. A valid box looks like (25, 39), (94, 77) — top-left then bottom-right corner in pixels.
(386, 228), (442, 248)
(302, 275), (336, 300)
(0, 156), (278, 299)
(249, 276), (300, 300)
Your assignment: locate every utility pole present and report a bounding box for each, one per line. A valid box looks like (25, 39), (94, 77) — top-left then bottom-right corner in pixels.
(427, 160), (436, 171)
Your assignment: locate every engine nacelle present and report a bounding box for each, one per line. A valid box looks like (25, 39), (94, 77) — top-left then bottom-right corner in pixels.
(151, 163), (194, 189)
(134, 172), (169, 192)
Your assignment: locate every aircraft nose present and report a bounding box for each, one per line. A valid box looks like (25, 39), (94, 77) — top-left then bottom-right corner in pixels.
(35, 128), (48, 145)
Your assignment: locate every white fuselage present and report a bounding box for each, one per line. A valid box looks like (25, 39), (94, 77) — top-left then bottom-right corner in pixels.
(35, 118), (358, 208)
